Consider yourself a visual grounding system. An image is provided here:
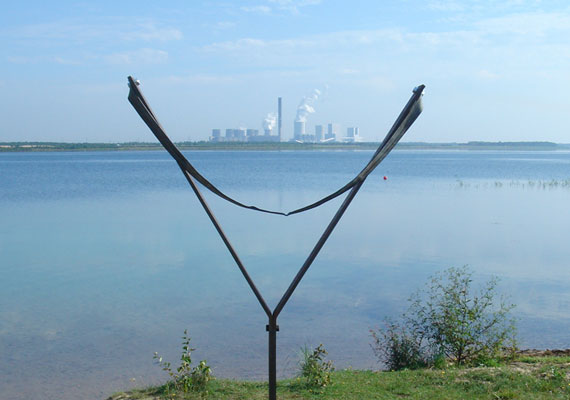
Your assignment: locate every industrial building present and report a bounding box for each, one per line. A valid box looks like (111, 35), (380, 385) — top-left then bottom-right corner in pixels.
(315, 125), (324, 142)
(326, 123), (339, 141)
(210, 97), (282, 143)
(341, 127), (362, 142)
(209, 96), (359, 143)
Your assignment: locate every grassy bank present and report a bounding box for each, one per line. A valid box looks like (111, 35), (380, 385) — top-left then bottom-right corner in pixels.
(108, 353), (570, 400)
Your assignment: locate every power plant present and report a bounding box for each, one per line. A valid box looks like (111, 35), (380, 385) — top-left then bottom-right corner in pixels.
(209, 95), (361, 143)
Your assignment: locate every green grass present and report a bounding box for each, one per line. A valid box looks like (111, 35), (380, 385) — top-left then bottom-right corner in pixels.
(109, 356), (570, 400)
(516, 356), (570, 364)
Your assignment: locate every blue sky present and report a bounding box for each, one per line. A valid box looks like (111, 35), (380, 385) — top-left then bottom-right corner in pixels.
(1, 0), (569, 142)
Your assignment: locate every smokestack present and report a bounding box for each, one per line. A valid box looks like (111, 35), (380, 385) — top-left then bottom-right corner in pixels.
(278, 97), (282, 142)
(294, 121), (305, 139)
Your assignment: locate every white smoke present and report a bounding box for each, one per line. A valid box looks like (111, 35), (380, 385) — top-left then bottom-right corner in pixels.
(295, 88), (321, 122)
(263, 112), (277, 130)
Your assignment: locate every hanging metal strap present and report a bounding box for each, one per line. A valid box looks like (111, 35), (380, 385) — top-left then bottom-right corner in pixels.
(127, 76), (424, 216)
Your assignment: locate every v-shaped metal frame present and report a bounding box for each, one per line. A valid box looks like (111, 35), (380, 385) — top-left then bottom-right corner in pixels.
(127, 77), (425, 400)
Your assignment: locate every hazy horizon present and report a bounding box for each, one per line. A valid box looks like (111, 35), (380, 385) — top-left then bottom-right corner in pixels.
(1, 140), (569, 145)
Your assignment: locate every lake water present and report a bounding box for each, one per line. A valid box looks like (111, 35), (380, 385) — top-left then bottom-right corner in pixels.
(1, 149), (569, 399)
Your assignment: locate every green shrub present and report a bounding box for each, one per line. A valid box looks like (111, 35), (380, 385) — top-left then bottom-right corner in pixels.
(153, 329), (213, 395)
(370, 322), (428, 370)
(371, 266), (517, 369)
(191, 360), (213, 392)
(299, 344), (335, 390)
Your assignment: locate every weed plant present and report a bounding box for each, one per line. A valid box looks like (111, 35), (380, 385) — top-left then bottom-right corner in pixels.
(153, 329), (213, 396)
(299, 344), (335, 391)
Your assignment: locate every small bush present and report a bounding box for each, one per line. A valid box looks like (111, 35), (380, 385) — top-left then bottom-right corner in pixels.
(153, 329), (213, 395)
(371, 266), (517, 369)
(370, 322), (428, 370)
(191, 360), (213, 392)
(299, 344), (335, 390)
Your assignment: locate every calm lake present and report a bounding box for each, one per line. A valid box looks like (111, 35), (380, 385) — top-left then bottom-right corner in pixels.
(1, 149), (569, 399)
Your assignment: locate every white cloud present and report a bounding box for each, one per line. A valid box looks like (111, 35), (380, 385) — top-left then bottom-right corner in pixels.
(363, 76), (395, 90)
(212, 21), (237, 30)
(104, 48), (168, 65)
(426, 0), (543, 14)
(477, 69), (500, 80)
(241, 5), (272, 14)
(53, 56), (81, 65)
(240, 0), (322, 15)
(202, 37), (279, 52)
(427, 0), (465, 12)
(269, 0), (322, 13)
(121, 22), (183, 42)
(163, 74), (239, 85)
(195, 7), (570, 90)
(6, 55), (82, 65)
(200, 29), (403, 54)
(339, 68), (359, 75)
(7, 47), (171, 67)
(407, 30), (480, 47)
(475, 11), (570, 37)
(270, 0), (322, 8)
(7, 56), (32, 64)
(5, 18), (182, 45)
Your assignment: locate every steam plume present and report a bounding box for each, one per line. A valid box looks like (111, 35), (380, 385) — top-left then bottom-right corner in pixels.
(295, 89), (321, 122)
(263, 112), (277, 130)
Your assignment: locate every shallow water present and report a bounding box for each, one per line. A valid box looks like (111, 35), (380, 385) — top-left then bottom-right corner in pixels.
(0, 150), (569, 399)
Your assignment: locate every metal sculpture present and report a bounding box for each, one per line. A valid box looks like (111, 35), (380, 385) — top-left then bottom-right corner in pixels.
(127, 76), (425, 399)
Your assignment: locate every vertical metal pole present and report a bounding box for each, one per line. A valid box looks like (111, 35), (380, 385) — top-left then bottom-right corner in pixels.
(267, 317), (279, 400)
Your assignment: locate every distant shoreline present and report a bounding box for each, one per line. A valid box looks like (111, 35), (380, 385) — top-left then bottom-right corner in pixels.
(1, 141), (569, 152)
